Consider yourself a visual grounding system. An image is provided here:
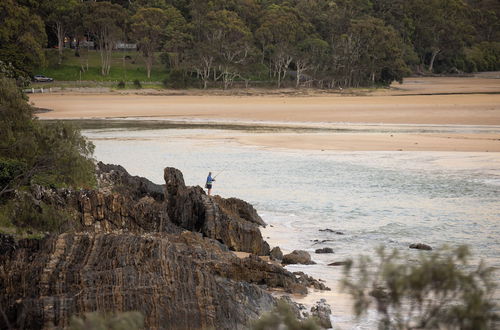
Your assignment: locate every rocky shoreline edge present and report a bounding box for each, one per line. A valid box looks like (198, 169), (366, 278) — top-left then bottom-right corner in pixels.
(1, 162), (331, 329)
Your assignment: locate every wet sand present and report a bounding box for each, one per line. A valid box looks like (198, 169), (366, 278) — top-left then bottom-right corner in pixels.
(31, 75), (500, 152)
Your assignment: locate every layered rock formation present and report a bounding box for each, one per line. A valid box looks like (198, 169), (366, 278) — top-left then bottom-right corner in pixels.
(0, 163), (328, 329)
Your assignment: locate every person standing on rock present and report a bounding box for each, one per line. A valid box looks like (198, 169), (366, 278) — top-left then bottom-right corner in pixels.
(206, 172), (215, 196)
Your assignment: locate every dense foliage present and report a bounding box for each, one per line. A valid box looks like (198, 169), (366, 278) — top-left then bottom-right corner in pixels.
(1, 0), (499, 88)
(341, 245), (498, 329)
(0, 77), (95, 234)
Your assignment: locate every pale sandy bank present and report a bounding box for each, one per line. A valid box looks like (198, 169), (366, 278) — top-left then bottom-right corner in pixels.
(32, 93), (500, 125)
(30, 75), (500, 152)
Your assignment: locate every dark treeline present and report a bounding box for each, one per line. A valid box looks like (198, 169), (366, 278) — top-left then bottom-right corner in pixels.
(1, 0), (499, 88)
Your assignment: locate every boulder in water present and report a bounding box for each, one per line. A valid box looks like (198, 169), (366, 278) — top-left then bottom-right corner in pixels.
(315, 247), (334, 254)
(409, 243), (432, 250)
(282, 250), (316, 265)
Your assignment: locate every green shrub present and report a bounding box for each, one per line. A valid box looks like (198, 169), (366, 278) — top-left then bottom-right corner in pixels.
(0, 194), (75, 234)
(133, 79), (142, 89)
(69, 311), (144, 330)
(163, 69), (197, 89)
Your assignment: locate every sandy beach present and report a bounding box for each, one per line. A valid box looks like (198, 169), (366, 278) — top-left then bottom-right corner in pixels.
(31, 75), (500, 152)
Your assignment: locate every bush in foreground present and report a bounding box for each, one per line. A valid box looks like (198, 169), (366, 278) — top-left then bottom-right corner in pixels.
(341, 245), (498, 329)
(250, 301), (319, 330)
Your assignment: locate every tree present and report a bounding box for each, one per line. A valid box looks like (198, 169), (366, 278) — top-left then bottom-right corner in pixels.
(0, 77), (95, 200)
(293, 37), (329, 88)
(162, 5), (192, 70)
(349, 17), (408, 85)
(204, 10), (253, 89)
(83, 2), (127, 76)
(41, 0), (78, 64)
(131, 8), (169, 79)
(0, 0), (47, 80)
(341, 245), (498, 329)
(256, 4), (310, 87)
(408, 0), (473, 72)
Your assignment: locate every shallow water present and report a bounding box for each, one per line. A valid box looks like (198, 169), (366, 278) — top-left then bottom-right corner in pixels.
(83, 123), (500, 329)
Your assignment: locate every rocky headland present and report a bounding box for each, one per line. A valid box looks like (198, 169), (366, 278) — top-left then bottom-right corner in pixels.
(0, 163), (329, 329)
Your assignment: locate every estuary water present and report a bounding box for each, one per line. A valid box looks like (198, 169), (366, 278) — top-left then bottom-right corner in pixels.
(82, 121), (500, 329)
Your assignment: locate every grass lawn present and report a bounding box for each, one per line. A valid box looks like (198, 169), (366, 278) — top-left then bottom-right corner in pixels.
(36, 48), (167, 82)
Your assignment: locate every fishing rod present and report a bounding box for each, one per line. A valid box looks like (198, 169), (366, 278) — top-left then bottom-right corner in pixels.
(213, 165), (229, 179)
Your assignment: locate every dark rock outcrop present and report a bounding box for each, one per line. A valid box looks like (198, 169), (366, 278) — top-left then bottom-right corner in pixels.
(315, 247), (334, 254)
(164, 167), (270, 255)
(282, 250), (316, 265)
(0, 231), (276, 329)
(0, 163), (328, 329)
(270, 246), (284, 261)
(409, 243), (433, 250)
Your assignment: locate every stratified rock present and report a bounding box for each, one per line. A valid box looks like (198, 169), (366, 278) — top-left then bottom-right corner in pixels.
(164, 167), (270, 255)
(1, 163), (331, 329)
(310, 299), (333, 329)
(0, 232), (278, 330)
(315, 247), (334, 254)
(409, 243), (433, 250)
(26, 165), (271, 256)
(270, 247), (283, 261)
(328, 261), (349, 266)
(282, 250), (316, 265)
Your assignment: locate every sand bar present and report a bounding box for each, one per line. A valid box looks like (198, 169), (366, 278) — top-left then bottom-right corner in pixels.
(31, 75), (500, 152)
(32, 93), (500, 125)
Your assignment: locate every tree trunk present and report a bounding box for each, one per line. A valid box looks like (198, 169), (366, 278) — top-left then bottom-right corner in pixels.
(146, 54), (152, 79)
(56, 22), (64, 65)
(428, 49), (440, 72)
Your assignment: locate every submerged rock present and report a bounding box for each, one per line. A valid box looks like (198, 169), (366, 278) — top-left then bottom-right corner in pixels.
(409, 243), (433, 250)
(315, 247), (334, 254)
(328, 261), (349, 266)
(282, 250), (316, 265)
(319, 229), (344, 235)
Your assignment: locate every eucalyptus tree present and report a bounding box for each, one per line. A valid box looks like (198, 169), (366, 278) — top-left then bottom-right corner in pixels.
(162, 5), (192, 70)
(83, 1), (127, 76)
(293, 37), (329, 88)
(407, 0), (472, 72)
(41, 0), (78, 64)
(131, 8), (169, 78)
(349, 17), (408, 85)
(256, 4), (310, 88)
(204, 10), (253, 89)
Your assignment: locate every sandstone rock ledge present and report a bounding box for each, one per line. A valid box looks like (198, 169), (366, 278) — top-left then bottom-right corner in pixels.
(0, 163), (328, 329)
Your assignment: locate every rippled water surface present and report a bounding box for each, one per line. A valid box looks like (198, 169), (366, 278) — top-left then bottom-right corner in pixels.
(83, 124), (500, 328)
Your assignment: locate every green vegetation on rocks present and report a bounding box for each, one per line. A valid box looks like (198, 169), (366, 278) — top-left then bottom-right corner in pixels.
(0, 77), (95, 234)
